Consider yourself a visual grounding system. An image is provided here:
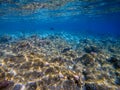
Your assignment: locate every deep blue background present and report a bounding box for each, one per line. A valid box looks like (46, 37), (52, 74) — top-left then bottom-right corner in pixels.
(0, 12), (120, 38)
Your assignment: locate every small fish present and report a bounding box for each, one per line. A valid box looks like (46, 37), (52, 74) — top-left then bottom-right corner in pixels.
(50, 27), (54, 30)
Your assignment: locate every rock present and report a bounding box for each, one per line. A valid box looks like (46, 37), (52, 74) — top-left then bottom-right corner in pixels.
(115, 71), (120, 77)
(84, 45), (100, 53)
(61, 47), (71, 53)
(85, 74), (96, 80)
(16, 41), (31, 49)
(108, 56), (118, 63)
(13, 84), (22, 90)
(73, 63), (83, 73)
(63, 50), (76, 58)
(68, 66), (73, 70)
(74, 75), (83, 87)
(74, 57), (81, 64)
(0, 80), (14, 90)
(108, 56), (120, 69)
(4, 55), (25, 64)
(44, 62), (49, 66)
(41, 76), (51, 85)
(74, 75), (80, 80)
(115, 77), (120, 85)
(26, 82), (37, 90)
(0, 35), (12, 43)
(45, 67), (55, 75)
(81, 54), (95, 66)
(37, 40), (50, 46)
(51, 57), (66, 65)
(0, 80), (10, 89)
(85, 83), (114, 90)
(37, 80), (44, 87)
(63, 80), (76, 89)
(47, 75), (60, 85)
(62, 79), (82, 89)
(32, 61), (44, 68)
(30, 71), (44, 78)
(24, 71), (43, 80)
(82, 68), (96, 80)
(58, 72), (64, 78)
(114, 61), (120, 69)
(20, 62), (32, 69)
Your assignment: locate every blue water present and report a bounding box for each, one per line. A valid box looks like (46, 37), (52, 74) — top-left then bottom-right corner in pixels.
(0, 12), (120, 38)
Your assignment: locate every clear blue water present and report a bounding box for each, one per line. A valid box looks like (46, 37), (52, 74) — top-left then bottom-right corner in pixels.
(0, 0), (120, 37)
(0, 13), (120, 37)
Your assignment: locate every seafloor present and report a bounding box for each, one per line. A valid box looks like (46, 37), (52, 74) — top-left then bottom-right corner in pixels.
(0, 32), (120, 90)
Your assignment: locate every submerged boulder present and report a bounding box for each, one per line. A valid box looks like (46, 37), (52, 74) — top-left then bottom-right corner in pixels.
(84, 45), (100, 53)
(108, 56), (118, 63)
(0, 35), (12, 43)
(108, 55), (120, 69)
(0, 80), (14, 90)
(61, 47), (71, 53)
(63, 80), (76, 90)
(114, 61), (120, 69)
(26, 82), (37, 90)
(115, 77), (120, 85)
(81, 54), (95, 66)
(85, 83), (115, 90)
(13, 84), (22, 90)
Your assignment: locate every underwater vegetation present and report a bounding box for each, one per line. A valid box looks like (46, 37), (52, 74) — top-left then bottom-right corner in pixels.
(0, 32), (120, 90)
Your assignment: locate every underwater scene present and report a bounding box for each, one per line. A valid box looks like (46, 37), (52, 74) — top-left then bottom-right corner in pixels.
(0, 0), (120, 90)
